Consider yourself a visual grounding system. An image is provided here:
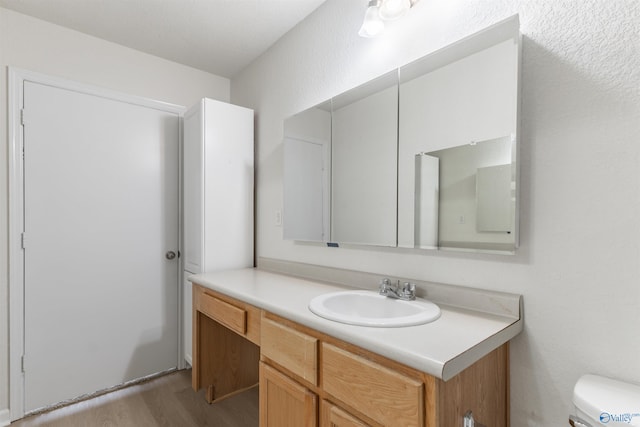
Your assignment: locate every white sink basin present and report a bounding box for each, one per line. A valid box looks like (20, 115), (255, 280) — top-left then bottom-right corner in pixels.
(308, 290), (441, 327)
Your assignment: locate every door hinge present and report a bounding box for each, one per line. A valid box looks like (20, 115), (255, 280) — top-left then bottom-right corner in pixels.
(20, 108), (26, 126)
(21, 354), (26, 373)
(21, 232), (26, 249)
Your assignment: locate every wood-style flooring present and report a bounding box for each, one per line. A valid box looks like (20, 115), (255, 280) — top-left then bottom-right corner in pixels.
(11, 369), (259, 427)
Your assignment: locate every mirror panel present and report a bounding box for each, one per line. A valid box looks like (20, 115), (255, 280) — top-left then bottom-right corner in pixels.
(418, 136), (517, 252)
(331, 71), (398, 246)
(398, 19), (519, 253)
(283, 100), (331, 242)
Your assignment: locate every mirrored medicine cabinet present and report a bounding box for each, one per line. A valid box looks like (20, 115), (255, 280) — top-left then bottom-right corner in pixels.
(283, 15), (521, 254)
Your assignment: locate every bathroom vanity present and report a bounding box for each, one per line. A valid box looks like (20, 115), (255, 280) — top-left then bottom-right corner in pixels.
(190, 267), (522, 427)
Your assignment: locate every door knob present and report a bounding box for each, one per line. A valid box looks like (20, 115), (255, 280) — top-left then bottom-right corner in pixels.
(165, 251), (177, 260)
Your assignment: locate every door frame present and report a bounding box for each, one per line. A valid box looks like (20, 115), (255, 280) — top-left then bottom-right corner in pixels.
(8, 68), (186, 420)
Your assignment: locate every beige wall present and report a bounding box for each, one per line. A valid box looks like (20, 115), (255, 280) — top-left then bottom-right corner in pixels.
(231, 0), (640, 425)
(0, 7), (230, 419)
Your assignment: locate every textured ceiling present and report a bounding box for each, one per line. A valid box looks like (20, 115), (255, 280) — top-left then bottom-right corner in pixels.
(0, 0), (327, 78)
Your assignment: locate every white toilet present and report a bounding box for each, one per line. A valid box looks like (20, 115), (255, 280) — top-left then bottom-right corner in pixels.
(571, 374), (640, 426)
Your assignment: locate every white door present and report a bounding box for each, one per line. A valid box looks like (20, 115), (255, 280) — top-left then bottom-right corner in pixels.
(22, 80), (179, 412)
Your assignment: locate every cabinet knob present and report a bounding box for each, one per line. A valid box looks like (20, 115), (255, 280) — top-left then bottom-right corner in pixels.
(165, 251), (177, 260)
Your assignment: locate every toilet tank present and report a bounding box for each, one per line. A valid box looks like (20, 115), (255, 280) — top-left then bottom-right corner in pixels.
(573, 374), (640, 426)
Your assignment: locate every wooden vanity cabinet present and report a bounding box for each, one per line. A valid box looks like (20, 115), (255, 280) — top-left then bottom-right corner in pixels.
(192, 284), (509, 427)
(258, 313), (509, 427)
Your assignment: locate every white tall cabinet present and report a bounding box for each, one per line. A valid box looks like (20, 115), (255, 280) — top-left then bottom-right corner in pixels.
(183, 98), (254, 364)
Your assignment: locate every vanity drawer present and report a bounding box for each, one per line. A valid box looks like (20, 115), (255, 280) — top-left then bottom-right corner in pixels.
(321, 400), (370, 427)
(261, 316), (318, 385)
(198, 291), (246, 336)
(322, 343), (423, 427)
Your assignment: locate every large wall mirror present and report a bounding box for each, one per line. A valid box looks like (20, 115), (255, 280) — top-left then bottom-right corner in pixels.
(283, 15), (520, 254)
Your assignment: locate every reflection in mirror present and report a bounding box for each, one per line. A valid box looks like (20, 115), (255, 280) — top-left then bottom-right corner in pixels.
(414, 153), (439, 249)
(283, 100), (331, 242)
(418, 136), (516, 252)
(398, 17), (519, 253)
(331, 71), (398, 246)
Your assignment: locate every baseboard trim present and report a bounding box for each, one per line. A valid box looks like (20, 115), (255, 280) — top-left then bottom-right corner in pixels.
(0, 408), (10, 426)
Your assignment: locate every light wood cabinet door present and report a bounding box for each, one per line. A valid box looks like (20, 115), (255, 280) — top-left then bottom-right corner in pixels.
(260, 362), (317, 427)
(321, 400), (370, 427)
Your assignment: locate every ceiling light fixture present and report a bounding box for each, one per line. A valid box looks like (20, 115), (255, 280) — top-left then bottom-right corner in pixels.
(358, 0), (385, 38)
(358, 0), (418, 38)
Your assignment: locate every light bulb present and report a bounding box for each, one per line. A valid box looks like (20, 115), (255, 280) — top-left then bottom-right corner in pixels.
(358, 2), (385, 37)
(378, 0), (410, 20)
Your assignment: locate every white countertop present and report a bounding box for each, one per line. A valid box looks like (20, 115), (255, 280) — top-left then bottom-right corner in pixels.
(189, 268), (523, 381)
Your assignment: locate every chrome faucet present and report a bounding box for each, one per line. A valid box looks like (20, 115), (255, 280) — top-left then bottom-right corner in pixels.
(379, 278), (416, 301)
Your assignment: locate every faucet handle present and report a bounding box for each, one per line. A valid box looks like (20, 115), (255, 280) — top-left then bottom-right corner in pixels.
(401, 282), (415, 291)
(401, 282), (416, 299)
(379, 277), (391, 292)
